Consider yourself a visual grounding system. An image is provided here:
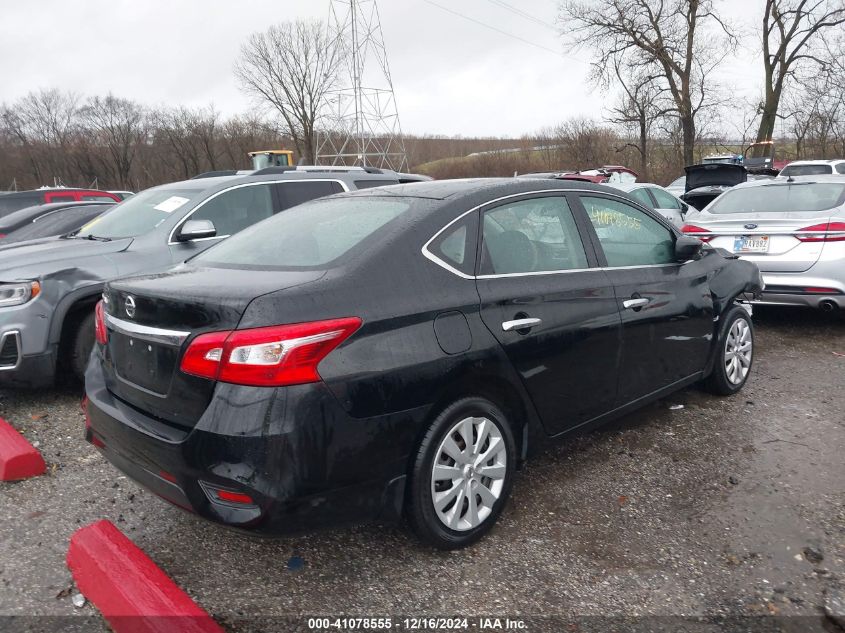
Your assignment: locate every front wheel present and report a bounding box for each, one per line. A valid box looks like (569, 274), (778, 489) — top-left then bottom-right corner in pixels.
(703, 305), (754, 395)
(69, 311), (96, 382)
(406, 397), (516, 549)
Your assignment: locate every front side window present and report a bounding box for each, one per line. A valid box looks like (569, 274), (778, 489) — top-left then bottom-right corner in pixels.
(650, 188), (682, 210)
(581, 196), (675, 267)
(190, 184), (274, 237)
(77, 187), (199, 239)
(480, 196), (588, 275)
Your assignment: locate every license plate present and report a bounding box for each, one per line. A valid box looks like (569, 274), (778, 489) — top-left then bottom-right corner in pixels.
(733, 235), (770, 254)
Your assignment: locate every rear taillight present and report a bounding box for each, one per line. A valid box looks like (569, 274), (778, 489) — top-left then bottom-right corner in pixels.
(180, 317), (362, 387)
(94, 300), (108, 344)
(681, 224), (713, 242)
(795, 222), (845, 242)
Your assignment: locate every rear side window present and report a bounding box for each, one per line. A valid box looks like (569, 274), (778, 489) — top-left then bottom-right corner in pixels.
(195, 196), (412, 269)
(191, 184), (274, 237)
(354, 179), (398, 189)
(275, 181), (344, 210)
(836, 164), (845, 174)
(428, 213), (478, 276)
(581, 196), (675, 267)
(707, 183), (845, 214)
(47, 195), (74, 203)
(480, 196), (588, 275)
(628, 188), (654, 208)
(650, 187), (682, 210)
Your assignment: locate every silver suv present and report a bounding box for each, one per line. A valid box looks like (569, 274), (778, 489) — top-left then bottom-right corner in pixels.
(0, 168), (401, 388)
(682, 175), (845, 315)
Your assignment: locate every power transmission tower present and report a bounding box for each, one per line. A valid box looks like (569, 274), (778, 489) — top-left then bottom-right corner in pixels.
(317, 0), (409, 172)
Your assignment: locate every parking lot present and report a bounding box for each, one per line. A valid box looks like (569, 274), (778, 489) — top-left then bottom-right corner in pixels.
(1, 307), (843, 631)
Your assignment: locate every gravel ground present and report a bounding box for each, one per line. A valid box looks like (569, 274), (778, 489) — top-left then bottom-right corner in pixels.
(0, 307), (843, 632)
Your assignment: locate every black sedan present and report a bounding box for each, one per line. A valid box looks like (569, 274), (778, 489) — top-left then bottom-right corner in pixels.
(0, 201), (114, 241)
(85, 179), (763, 549)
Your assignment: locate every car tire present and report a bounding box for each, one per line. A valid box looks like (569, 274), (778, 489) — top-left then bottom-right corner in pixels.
(69, 311), (96, 382)
(406, 397), (516, 549)
(703, 304), (754, 396)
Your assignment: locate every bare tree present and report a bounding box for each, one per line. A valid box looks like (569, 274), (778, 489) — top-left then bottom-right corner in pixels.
(753, 0), (845, 149)
(234, 19), (340, 164)
(79, 95), (147, 188)
(606, 60), (672, 181)
(559, 0), (736, 165)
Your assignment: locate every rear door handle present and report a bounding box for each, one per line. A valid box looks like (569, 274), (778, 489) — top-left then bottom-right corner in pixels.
(622, 297), (650, 310)
(502, 317), (542, 332)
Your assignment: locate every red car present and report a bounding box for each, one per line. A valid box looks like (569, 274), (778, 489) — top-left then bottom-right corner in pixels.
(0, 188), (120, 217)
(519, 166), (639, 184)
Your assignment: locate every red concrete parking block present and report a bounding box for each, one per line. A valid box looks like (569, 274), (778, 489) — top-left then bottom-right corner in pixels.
(67, 520), (224, 633)
(0, 417), (46, 481)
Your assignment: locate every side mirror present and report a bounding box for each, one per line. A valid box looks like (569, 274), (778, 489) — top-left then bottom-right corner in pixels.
(675, 235), (703, 261)
(177, 219), (216, 242)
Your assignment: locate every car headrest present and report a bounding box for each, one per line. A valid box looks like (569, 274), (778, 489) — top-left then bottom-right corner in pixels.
(486, 230), (535, 274)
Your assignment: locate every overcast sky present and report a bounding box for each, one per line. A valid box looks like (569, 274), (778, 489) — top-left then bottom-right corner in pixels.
(1, 0), (763, 137)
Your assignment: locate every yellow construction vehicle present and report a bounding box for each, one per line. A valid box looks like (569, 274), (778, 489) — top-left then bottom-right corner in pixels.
(249, 150), (295, 170)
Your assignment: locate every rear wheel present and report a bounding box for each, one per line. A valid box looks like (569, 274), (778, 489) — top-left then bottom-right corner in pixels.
(406, 397), (516, 549)
(703, 305), (754, 396)
(69, 311), (96, 382)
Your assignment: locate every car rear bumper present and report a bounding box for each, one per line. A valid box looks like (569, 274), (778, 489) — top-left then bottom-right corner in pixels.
(84, 353), (425, 535)
(754, 272), (845, 309)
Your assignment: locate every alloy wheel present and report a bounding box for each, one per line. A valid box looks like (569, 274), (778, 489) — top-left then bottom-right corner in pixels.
(724, 317), (752, 385)
(430, 416), (507, 531)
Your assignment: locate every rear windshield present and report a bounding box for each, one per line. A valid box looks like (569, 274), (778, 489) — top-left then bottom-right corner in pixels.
(780, 164), (833, 177)
(194, 196), (412, 269)
(75, 188), (198, 239)
(707, 182), (845, 214)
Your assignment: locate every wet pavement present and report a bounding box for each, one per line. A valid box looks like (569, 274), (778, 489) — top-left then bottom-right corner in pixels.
(0, 307), (843, 631)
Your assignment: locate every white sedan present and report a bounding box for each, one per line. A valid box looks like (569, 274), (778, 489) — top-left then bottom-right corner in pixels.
(608, 182), (689, 227)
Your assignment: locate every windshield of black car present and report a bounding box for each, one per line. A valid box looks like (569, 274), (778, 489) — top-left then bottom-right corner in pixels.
(74, 188), (198, 239)
(194, 196), (413, 269)
(780, 165), (833, 176)
(706, 183), (845, 214)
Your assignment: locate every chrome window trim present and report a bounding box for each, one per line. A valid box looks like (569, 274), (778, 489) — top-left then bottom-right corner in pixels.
(105, 314), (190, 346)
(0, 330), (22, 371)
(421, 188), (678, 280)
(167, 179), (350, 245)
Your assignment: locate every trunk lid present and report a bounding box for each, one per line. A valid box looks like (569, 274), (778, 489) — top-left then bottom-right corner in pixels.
(684, 164), (747, 192)
(689, 211), (833, 273)
(102, 264), (325, 427)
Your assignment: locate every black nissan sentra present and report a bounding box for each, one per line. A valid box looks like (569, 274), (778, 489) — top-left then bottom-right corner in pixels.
(85, 179), (763, 549)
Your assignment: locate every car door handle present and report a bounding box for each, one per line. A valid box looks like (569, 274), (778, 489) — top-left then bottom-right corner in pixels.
(502, 317), (542, 332)
(622, 297), (650, 310)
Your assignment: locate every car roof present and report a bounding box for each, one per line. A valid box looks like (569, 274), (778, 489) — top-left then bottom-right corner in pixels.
(722, 174), (845, 190)
(785, 159), (845, 165)
(152, 170), (401, 196)
(607, 182), (659, 192)
(333, 177), (623, 201)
